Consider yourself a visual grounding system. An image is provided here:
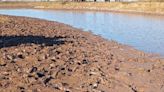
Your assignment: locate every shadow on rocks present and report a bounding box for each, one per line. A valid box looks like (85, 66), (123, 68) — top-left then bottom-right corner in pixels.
(0, 35), (67, 48)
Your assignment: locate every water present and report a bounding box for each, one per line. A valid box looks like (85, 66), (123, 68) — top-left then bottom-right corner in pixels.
(0, 9), (164, 55)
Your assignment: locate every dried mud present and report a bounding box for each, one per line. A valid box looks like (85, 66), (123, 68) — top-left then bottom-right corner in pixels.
(0, 15), (164, 92)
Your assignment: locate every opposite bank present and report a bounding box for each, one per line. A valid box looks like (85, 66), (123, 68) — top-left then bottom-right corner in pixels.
(0, 2), (164, 15)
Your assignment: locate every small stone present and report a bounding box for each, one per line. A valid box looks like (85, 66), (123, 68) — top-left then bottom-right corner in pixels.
(29, 67), (37, 73)
(115, 66), (120, 71)
(37, 55), (46, 61)
(82, 59), (89, 64)
(6, 55), (13, 60)
(44, 76), (53, 85)
(62, 82), (69, 86)
(18, 86), (25, 90)
(51, 57), (56, 62)
(0, 60), (6, 66)
(52, 84), (62, 90)
(17, 68), (21, 72)
(147, 69), (151, 72)
(77, 62), (81, 65)
(61, 67), (65, 70)
(65, 91), (70, 92)
(56, 51), (61, 55)
(17, 54), (25, 59)
(93, 83), (98, 89)
(36, 72), (45, 78)
(50, 63), (55, 67)
(64, 88), (71, 92)
(67, 68), (72, 72)
(90, 72), (98, 75)
(11, 58), (19, 63)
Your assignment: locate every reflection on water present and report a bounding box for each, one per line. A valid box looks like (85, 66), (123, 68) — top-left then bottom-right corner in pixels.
(0, 9), (164, 55)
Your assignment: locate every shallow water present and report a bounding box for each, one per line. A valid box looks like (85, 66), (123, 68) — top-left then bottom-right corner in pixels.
(0, 9), (164, 55)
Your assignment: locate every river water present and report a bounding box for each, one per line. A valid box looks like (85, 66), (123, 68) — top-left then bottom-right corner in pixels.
(0, 9), (164, 55)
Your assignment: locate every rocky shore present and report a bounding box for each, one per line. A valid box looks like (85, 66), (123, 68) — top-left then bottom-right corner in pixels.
(0, 15), (164, 92)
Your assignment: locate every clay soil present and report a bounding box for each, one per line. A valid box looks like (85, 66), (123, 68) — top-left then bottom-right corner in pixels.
(0, 15), (164, 92)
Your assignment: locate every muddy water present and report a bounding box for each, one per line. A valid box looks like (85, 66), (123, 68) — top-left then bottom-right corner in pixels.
(0, 9), (164, 55)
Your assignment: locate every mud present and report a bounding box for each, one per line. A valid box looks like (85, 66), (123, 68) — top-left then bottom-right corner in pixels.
(0, 15), (164, 92)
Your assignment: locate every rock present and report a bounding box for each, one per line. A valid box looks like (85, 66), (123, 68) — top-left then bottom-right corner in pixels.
(17, 86), (25, 90)
(147, 69), (151, 72)
(115, 66), (120, 71)
(0, 60), (6, 66)
(82, 59), (89, 64)
(37, 55), (46, 61)
(62, 82), (69, 87)
(50, 57), (56, 62)
(36, 72), (45, 78)
(64, 90), (71, 92)
(44, 76), (53, 85)
(29, 67), (37, 73)
(6, 55), (13, 60)
(92, 83), (98, 89)
(50, 63), (55, 68)
(17, 54), (25, 59)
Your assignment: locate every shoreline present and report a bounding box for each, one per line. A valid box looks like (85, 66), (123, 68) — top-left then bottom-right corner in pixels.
(1, 8), (164, 17)
(0, 15), (164, 92)
(37, 8), (164, 16)
(0, 8), (163, 57)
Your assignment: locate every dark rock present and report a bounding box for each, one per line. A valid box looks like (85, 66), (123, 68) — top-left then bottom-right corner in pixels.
(77, 62), (81, 65)
(36, 72), (45, 78)
(60, 67), (65, 70)
(44, 76), (53, 85)
(147, 69), (151, 72)
(17, 54), (25, 59)
(62, 82), (69, 86)
(29, 67), (38, 73)
(67, 68), (72, 72)
(82, 59), (89, 64)
(64, 90), (70, 92)
(115, 66), (120, 71)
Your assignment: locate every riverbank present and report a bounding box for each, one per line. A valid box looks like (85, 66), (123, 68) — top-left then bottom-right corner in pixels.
(0, 15), (164, 92)
(0, 2), (164, 15)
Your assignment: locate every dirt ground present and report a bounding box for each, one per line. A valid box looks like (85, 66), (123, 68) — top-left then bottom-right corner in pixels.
(0, 15), (164, 92)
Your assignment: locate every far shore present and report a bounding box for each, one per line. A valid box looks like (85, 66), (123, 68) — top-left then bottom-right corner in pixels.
(0, 2), (164, 16)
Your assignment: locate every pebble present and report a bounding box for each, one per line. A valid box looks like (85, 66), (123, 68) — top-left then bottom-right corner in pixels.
(51, 57), (56, 62)
(44, 76), (53, 85)
(29, 67), (38, 73)
(92, 83), (98, 89)
(6, 55), (13, 60)
(82, 59), (89, 64)
(36, 72), (45, 78)
(17, 54), (25, 59)
(0, 60), (6, 66)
